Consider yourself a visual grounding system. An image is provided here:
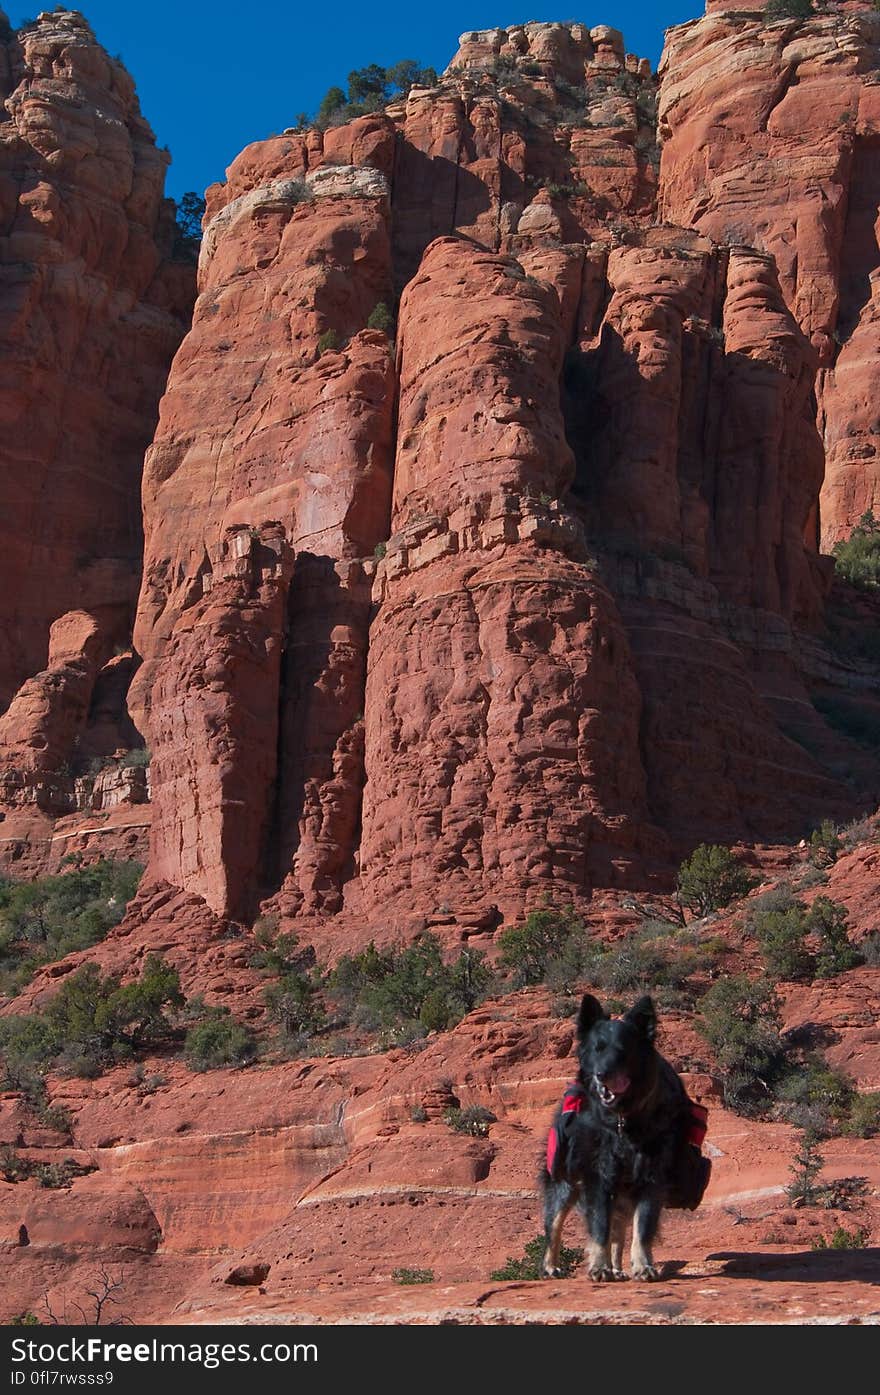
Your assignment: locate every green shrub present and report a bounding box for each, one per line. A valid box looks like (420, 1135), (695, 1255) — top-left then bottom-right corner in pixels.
(263, 970), (326, 1043)
(696, 976), (784, 1112)
(795, 864), (828, 891)
(764, 0), (813, 19)
(2, 1148), (91, 1193)
(392, 1267), (434, 1284)
(806, 897), (862, 978)
(746, 890), (857, 982)
(183, 1010), (257, 1072)
(786, 1129), (824, 1205)
(0, 860), (143, 993)
(172, 192), (206, 262)
(585, 923), (715, 995)
(328, 940), (394, 1011)
(316, 84), (347, 126)
(498, 907), (584, 987)
(317, 329), (340, 355)
(832, 510), (880, 590)
(327, 934), (492, 1034)
(515, 912), (720, 1000)
(0, 955), (182, 1082)
(248, 921), (314, 976)
(812, 1227), (869, 1251)
(542, 931), (594, 994)
(840, 1091), (880, 1139)
(367, 301), (394, 333)
(119, 747), (151, 769)
(544, 181), (588, 199)
(775, 1056), (854, 1136)
(444, 1105), (496, 1137)
(676, 845), (754, 916)
(809, 820), (842, 867)
(35, 1158), (92, 1189)
(813, 694), (880, 751)
(751, 892), (815, 982)
(314, 60), (437, 129)
(490, 1235), (583, 1281)
(861, 932), (880, 967)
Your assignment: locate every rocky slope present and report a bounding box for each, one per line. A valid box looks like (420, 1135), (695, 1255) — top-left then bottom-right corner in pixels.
(2, 841), (879, 1325)
(0, 8), (193, 870)
(2, 3), (880, 1327)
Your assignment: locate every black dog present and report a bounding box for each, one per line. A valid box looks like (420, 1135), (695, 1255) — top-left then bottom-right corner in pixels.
(541, 993), (698, 1282)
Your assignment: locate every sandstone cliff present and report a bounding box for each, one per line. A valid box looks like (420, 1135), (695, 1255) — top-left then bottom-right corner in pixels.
(0, 8), (194, 861)
(127, 13), (880, 930)
(658, 3), (880, 546)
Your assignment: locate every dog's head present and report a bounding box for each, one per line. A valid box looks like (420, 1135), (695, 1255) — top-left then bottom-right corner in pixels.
(575, 993), (657, 1112)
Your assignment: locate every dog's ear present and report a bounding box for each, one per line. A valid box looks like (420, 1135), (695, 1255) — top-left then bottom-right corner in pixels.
(625, 995), (656, 1043)
(576, 993), (607, 1040)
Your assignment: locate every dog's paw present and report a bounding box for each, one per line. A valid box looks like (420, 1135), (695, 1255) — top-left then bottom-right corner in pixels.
(612, 1268), (629, 1282)
(588, 1264), (615, 1283)
(542, 1264), (562, 1279)
(631, 1263), (661, 1282)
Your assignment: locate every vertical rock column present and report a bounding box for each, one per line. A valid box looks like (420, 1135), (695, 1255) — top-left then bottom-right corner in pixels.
(566, 231), (824, 618)
(130, 167), (395, 919)
(357, 236), (651, 920)
(561, 229), (852, 846)
(0, 10), (193, 713)
(657, 6), (880, 544)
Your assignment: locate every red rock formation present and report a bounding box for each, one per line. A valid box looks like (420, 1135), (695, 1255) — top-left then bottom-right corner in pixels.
(657, 4), (880, 545)
(205, 22), (659, 292)
(357, 236), (654, 916)
(4, 6), (880, 1334)
(130, 167), (395, 918)
(0, 613), (107, 781)
(131, 21), (658, 924)
(125, 14), (880, 928)
(0, 9), (194, 858)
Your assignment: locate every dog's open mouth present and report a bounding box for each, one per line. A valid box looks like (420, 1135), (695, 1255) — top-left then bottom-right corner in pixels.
(594, 1073), (630, 1107)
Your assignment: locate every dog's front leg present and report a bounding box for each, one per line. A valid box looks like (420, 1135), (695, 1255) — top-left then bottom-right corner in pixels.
(542, 1181), (575, 1277)
(583, 1192), (614, 1282)
(630, 1195), (662, 1281)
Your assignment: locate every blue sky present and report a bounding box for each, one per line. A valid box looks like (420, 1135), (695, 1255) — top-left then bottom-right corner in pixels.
(2, 2), (699, 202)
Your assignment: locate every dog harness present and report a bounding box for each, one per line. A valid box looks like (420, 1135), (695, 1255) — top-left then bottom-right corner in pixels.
(545, 1082), (587, 1176)
(686, 1101), (709, 1148)
(545, 1082), (712, 1211)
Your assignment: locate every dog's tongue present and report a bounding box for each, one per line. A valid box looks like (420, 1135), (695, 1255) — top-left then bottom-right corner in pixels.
(606, 1073), (630, 1096)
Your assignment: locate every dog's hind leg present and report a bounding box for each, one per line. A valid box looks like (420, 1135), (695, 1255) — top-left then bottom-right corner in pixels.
(630, 1194), (662, 1281)
(610, 1204), (630, 1280)
(542, 1179), (575, 1278)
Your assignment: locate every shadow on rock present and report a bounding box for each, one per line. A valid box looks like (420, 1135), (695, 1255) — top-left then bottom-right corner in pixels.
(708, 1248), (880, 1282)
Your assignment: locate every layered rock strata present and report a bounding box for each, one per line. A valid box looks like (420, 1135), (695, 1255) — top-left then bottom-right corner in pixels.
(357, 237), (653, 912)
(130, 13), (880, 926)
(129, 167), (396, 918)
(657, 4), (880, 545)
(0, 9), (194, 838)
